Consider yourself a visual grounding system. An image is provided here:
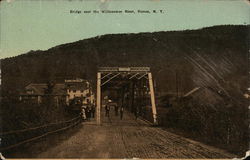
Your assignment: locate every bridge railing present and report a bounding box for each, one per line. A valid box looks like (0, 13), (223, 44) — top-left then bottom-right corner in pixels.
(0, 115), (81, 151)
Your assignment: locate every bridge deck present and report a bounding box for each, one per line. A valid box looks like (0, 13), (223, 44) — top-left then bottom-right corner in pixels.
(8, 108), (235, 158)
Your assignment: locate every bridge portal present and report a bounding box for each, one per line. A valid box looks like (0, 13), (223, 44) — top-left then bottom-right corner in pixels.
(96, 67), (157, 125)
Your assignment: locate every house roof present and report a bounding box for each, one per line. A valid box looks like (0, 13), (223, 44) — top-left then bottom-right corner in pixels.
(20, 79), (90, 96)
(65, 82), (88, 90)
(23, 83), (67, 95)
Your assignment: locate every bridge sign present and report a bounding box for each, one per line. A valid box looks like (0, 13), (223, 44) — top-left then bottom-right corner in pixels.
(118, 67), (131, 72)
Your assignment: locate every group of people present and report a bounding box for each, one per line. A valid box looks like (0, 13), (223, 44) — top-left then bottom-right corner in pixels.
(80, 102), (126, 121)
(105, 104), (124, 120)
(80, 104), (95, 121)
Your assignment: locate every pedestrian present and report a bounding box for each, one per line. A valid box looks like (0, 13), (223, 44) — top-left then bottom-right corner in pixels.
(115, 105), (118, 116)
(105, 104), (110, 117)
(91, 104), (95, 118)
(120, 107), (124, 120)
(86, 105), (91, 121)
(135, 107), (139, 120)
(80, 106), (86, 121)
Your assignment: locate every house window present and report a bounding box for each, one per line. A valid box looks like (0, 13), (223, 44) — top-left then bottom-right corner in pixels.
(73, 90), (76, 93)
(81, 90), (84, 93)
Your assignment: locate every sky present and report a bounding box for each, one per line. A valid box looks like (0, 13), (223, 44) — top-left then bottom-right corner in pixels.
(0, 0), (249, 58)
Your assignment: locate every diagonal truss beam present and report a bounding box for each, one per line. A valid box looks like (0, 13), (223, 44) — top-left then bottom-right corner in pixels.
(129, 73), (139, 79)
(137, 73), (148, 80)
(101, 73), (113, 80)
(101, 73), (121, 86)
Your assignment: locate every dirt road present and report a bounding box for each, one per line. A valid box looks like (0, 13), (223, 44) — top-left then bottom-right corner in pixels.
(8, 109), (235, 158)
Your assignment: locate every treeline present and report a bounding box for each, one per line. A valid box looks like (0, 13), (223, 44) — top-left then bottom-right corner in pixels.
(157, 88), (248, 156)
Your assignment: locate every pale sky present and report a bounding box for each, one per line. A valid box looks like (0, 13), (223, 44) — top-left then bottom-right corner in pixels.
(0, 0), (249, 58)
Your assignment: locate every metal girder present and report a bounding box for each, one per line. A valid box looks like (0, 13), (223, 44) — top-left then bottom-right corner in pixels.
(101, 73), (121, 86)
(101, 73), (113, 80)
(99, 67), (150, 72)
(96, 73), (101, 125)
(128, 73), (148, 80)
(148, 73), (157, 124)
(96, 67), (157, 125)
(137, 73), (148, 80)
(129, 73), (139, 79)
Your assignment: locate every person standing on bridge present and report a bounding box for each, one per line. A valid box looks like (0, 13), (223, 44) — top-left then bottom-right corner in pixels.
(86, 105), (91, 121)
(80, 106), (86, 121)
(115, 105), (119, 116)
(135, 107), (139, 120)
(105, 104), (110, 117)
(91, 104), (95, 118)
(120, 107), (124, 120)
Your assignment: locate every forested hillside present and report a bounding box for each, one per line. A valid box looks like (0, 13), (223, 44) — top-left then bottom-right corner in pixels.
(1, 25), (249, 96)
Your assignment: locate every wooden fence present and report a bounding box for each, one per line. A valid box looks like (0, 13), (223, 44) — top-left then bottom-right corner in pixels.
(0, 116), (81, 151)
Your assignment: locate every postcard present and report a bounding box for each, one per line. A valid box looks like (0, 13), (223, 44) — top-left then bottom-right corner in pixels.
(0, 0), (249, 159)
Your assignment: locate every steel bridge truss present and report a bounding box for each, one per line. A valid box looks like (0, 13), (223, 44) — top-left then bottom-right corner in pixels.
(96, 67), (157, 125)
